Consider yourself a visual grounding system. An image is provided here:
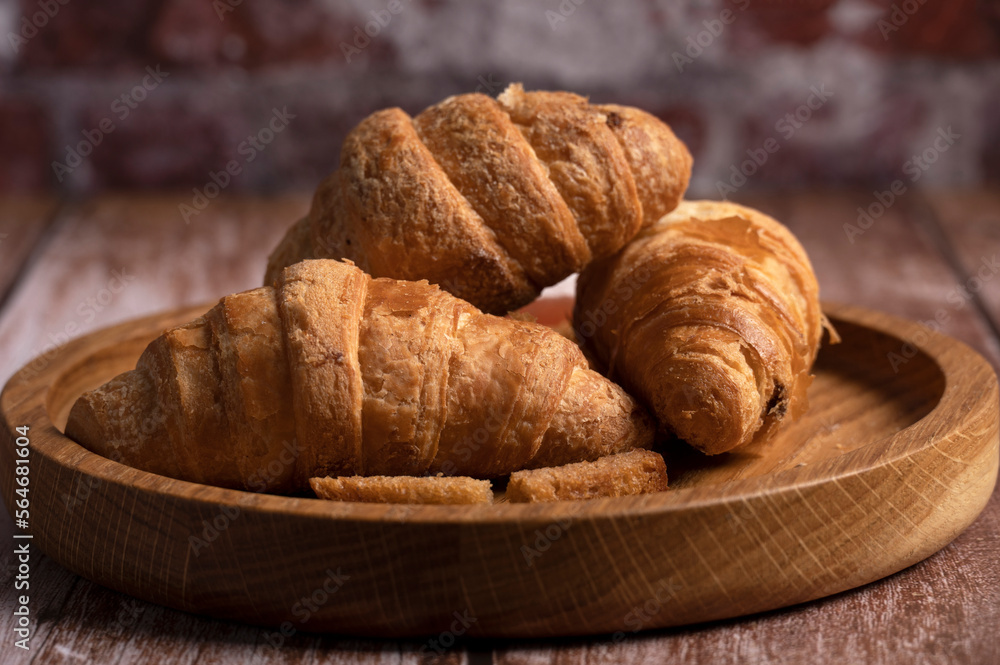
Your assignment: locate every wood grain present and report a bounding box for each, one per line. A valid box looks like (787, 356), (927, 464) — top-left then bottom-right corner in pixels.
(0, 190), (998, 664)
(922, 188), (1000, 339)
(740, 191), (1000, 370)
(0, 196), (60, 308)
(0, 194), (309, 388)
(495, 190), (1000, 665)
(2, 299), (996, 641)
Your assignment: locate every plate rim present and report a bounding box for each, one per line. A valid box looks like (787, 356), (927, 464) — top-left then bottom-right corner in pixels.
(3, 300), (996, 526)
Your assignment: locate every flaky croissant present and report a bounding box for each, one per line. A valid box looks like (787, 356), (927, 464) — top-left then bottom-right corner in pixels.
(66, 259), (653, 493)
(575, 200), (834, 455)
(266, 83), (692, 314)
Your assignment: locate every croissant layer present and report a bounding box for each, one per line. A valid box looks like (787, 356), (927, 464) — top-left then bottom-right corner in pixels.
(265, 84), (692, 314)
(67, 260), (654, 492)
(575, 200), (832, 454)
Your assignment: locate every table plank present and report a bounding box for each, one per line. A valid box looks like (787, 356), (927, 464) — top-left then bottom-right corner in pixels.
(0, 197), (61, 313)
(0, 194), (309, 387)
(19, 574), (460, 665)
(765, 191), (1000, 370)
(0, 194), (473, 664)
(496, 486), (998, 663)
(921, 189), (1000, 339)
(494, 190), (1000, 665)
(1, 190), (998, 665)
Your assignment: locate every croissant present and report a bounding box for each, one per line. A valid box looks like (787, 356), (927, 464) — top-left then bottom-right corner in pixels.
(265, 83), (692, 314)
(575, 200), (834, 455)
(66, 259), (654, 493)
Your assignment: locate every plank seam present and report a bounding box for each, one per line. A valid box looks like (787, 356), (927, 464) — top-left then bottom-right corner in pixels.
(0, 196), (73, 321)
(908, 190), (1000, 349)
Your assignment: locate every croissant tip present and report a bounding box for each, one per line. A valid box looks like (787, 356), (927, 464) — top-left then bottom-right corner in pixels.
(496, 82), (524, 107)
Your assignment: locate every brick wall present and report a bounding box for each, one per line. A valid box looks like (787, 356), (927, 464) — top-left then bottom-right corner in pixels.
(1, 0), (998, 197)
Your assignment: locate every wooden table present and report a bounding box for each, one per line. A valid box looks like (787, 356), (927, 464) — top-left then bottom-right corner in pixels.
(0, 190), (997, 664)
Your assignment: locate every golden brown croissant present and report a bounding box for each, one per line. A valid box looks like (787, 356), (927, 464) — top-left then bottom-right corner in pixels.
(265, 83), (692, 314)
(66, 260), (654, 493)
(575, 200), (834, 455)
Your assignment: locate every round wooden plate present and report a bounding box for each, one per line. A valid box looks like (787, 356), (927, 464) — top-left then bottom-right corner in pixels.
(1, 301), (997, 638)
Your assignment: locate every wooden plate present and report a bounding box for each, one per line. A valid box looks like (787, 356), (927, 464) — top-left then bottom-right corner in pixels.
(1, 301), (997, 639)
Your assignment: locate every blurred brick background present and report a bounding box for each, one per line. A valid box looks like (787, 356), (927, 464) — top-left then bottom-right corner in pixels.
(1, 0), (998, 197)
